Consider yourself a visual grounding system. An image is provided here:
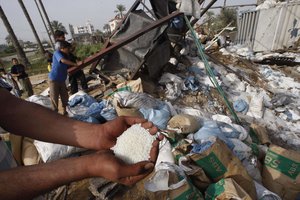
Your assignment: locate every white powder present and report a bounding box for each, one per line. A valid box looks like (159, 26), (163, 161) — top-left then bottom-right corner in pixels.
(111, 124), (156, 164)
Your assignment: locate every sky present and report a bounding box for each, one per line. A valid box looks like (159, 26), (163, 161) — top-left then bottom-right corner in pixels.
(0, 0), (256, 44)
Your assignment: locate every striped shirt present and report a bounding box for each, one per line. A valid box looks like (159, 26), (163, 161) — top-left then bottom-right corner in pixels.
(0, 77), (12, 91)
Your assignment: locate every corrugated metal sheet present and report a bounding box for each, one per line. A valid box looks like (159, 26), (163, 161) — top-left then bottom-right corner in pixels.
(236, 2), (300, 52)
(236, 10), (259, 47)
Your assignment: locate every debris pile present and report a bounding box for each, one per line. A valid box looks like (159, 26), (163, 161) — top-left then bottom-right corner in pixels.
(22, 35), (300, 198)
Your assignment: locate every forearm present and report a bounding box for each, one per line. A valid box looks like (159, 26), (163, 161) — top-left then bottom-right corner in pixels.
(61, 58), (77, 66)
(11, 73), (19, 77)
(0, 156), (90, 200)
(0, 88), (101, 149)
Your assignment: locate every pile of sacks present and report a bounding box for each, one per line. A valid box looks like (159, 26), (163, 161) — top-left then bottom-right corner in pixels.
(144, 112), (300, 200)
(26, 80), (300, 199)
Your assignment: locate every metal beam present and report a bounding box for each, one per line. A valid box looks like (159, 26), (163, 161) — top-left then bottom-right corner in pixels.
(69, 11), (183, 74)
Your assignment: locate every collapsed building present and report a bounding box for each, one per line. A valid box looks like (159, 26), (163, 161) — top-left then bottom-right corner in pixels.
(5, 0), (300, 199)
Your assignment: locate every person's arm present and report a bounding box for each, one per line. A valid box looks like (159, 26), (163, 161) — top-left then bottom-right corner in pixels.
(0, 88), (161, 199)
(60, 57), (77, 67)
(10, 66), (20, 77)
(0, 148), (157, 200)
(0, 87), (99, 149)
(0, 88), (159, 150)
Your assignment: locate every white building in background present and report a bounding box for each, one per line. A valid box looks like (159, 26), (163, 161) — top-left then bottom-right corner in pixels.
(109, 15), (123, 32)
(73, 21), (95, 34)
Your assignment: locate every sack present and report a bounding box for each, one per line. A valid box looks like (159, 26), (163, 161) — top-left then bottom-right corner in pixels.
(254, 181), (281, 200)
(250, 124), (271, 145)
(167, 114), (201, 134)
(190, 139), (257, 199)
(205, 178), (252, 200)
(262, 145), (300, 200)
(179, 157), (212, 191)
(145, 162), (204, 200)
(116, 78), (143, 93)
(22, 137), (40, 165)
(34, 140), (86, 162)
(113, 99), (143, 117)
(140, 104), (171, 130)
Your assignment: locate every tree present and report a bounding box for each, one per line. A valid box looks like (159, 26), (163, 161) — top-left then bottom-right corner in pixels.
(18, 0), (45, 54)
(5, 35), (12, 46)
(50, 20), (68, 34)
(204, 11), (216, 35)
(95, 29), (103, 36)
(34, 0), (54, 49)
(203, 8), (237, 35)
(103, 24), (111, 35)
(114, 4), (126, 18)
(0, 6), (30, 67)
(218, 8), (237, 28)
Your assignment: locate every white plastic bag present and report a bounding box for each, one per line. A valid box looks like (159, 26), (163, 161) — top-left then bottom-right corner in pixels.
(34, 141), (85, 162)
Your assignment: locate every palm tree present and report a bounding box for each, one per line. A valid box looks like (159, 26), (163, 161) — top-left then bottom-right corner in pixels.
(50, 20), (68, 34)
(114, 4), (126, 18)
(5, 35), (12, 46)
(18, 0), (45, 54)
(0, 5), (30, 67)
(38, 0), (55, 42)
(34, 0), (54, 49)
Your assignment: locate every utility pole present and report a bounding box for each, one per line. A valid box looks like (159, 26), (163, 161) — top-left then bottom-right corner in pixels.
(18, 0), (45, 54)
(34, 0), (54, 49)
(0, 5), (30, 67)
(38, 0), (55, 41)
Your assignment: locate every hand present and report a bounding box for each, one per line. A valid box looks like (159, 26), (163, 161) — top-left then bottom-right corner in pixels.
(98, 116), (160, 149)
(87, 137), (160, 185)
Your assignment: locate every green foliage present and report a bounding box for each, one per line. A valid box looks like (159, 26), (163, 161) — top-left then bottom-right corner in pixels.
(220, 8), (237, 27)
(28, 58), (48, 75)
(204, 8), (237, 35)
(5, 35), (12, 45)
(75, 43), (103, 60)
(50, 20), (68, 34)
(26, 52), (48, 75)
(114, 4), (126, 18)
(4, 45), (16, 54)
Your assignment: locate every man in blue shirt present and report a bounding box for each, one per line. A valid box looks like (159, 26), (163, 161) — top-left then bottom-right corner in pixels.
(49, 41), (77, 115)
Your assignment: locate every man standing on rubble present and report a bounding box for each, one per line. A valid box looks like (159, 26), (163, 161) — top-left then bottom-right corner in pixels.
(54, 30), (88, 94)
(10, 58), (33, 97)
(49, 40), (76, 115)
(0, 86), (161, 200)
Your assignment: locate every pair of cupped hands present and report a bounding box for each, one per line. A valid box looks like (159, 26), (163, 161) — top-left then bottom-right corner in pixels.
(84, 116), (163, 186)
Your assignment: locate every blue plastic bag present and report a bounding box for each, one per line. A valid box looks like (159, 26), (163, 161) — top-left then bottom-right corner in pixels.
(139, 104), (171, 130)
(69, 94), (97, 107)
